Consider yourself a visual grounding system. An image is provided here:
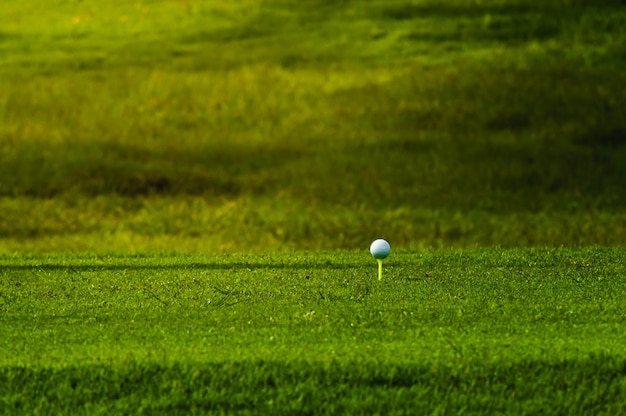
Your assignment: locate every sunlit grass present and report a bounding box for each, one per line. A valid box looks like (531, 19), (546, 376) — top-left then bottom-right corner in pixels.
(1, 248), (625, 413)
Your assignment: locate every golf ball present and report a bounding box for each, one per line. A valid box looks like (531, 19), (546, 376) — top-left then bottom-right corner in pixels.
(370, 239), (390, 260)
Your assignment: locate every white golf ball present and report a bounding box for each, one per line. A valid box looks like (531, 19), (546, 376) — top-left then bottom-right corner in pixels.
(370, 239), (390, 260)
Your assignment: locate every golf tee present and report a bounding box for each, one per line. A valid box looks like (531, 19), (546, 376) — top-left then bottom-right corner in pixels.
(377, 259), (383, 280)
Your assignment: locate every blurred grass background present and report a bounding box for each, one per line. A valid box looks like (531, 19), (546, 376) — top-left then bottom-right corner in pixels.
(1, 0), (625, 252)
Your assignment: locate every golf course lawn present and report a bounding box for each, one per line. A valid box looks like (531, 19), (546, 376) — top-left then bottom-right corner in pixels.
(2, 0), (626, 413)
(1, 248), (625, 413)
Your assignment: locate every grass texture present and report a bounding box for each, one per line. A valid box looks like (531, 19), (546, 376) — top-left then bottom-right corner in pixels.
(1, 248), (626, 414)
(1, 0), (626, 252)
(2, 2), (626, 413)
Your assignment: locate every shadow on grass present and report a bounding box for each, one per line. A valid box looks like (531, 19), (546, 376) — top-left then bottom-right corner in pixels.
(0, 261), (363, 273)
(0, 140), (301, 198)
(401, 14), (561, 44)
(2, 354), (625, 413)
(380, 0), (621, 20)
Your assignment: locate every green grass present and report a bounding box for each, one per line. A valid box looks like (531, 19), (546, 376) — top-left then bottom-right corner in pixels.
(1, 248), (626, 414)
(1, 0), (626, 251)
(1, 1), (626, 412)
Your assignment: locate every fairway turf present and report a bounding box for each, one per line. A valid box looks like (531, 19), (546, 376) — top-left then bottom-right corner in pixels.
(1, 248), (625, 414)
(1, 0), (626, 251)
(2, 0), (626, 413)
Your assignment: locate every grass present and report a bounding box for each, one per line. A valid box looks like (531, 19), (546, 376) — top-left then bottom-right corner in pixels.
(1, 248), (625, 413)
(1, 0), (626, 251)
(1, 0), (626, 413)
